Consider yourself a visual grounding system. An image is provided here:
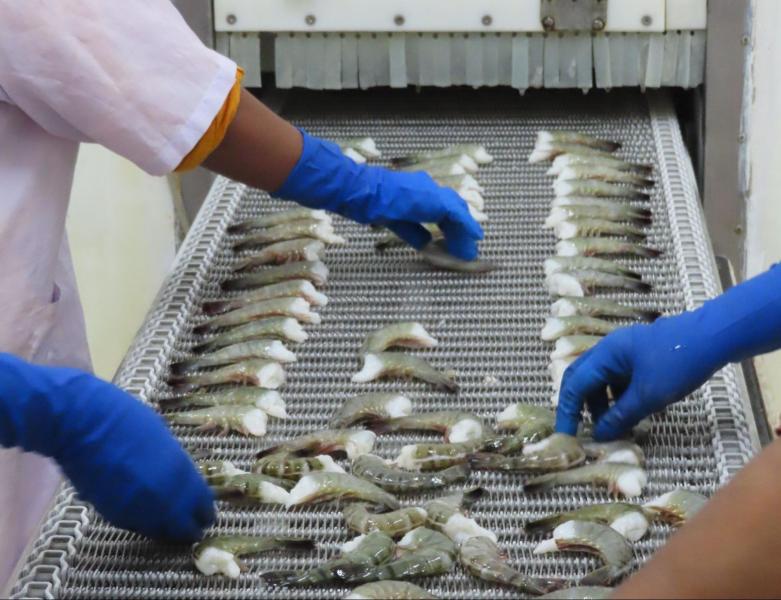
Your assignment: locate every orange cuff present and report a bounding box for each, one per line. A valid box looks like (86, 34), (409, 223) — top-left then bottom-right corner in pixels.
(175, 67), (245, 173)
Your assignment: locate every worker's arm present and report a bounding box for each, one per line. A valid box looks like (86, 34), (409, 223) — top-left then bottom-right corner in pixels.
(0, 354), (214, 542)
(614, 438), (781, 599)
(556, 264), (781, 439)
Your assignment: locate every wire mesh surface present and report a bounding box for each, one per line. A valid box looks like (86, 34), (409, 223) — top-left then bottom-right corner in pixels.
(12, 89), (758, 599)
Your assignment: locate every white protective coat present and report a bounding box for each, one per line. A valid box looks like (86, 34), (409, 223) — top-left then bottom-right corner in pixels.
(0, 0), (236, 588)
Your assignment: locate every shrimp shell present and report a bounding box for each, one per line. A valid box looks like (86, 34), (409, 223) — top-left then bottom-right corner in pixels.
(525, 463), (648, 498)
(361, 322), (438, 355)
(391, 144), (493, 167)
(541, 316), (620, 341)
(540, 586), (614, 599)
(546, 270), (651, 297)
(543, 256), (643, 279)
(424, 489), (496, 546)
(223, 260), (329, 291)
(525, 502), (650, 542)
(343, 503), (429, 538)
(642, 489), (708, 526)
(582, 440), (646, 466)
(167, 359), (285, 393)
(554, 180), (650, 200)
(233, 238), (325, 270)
(195, 298), (320, 333)
(393, 441), (482, 472)
(547, 152), (653, 176)
(192, 535), (314, 578)
(256, 428), (376, 460)
(351, 454), (471, 493)
(551, 296), (660, 321)
(556, 237), (661, 259)
(160, 388), (287, 418)
(352, 352), (458, 393)
(330, 393), (413, 428)
(169, 405), (268, 437)
(420, 241), (500, 274)
(233, 219), (345, 249)
(469, 434), (585, 473)
(252, 453), (345, 480)
(286, 472), (401, 510)
(372, 411), (483, 443)
(194, 317), (308, 353)
(202, 279), (328, 315)
(537, 131), (621, 153)
(169, 340), (296, 374)
(228, 208), (329, 233)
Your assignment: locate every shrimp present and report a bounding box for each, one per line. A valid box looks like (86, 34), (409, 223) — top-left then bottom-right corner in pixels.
(550, 357), (575, 395)
(351, 454), (471, 493)
(228, 208), (329, 234)
(469, 434), (585, 473)
(161, 389), (287, 418)
(346, 581), (437, 599)
(540, 586), (613, 599)
(495, 403), (555, 433)
(642, 489), (708, 526)
(554, 219), (647, 241)
(533, 520), (633, 585)
(252, 453), (345, 480)
(391, 144), (493, 167)
(536, 131), (621, 153)
(339, 137), (382, 159)
(256, 428), (376, 460)
(194, 318), (307, 353)
(525, 463), (648, 498)
(546, 205), (651, 230)
(202, 279), (328, 315)
(543, 256), (643, 279)
(546, 270), (651, 297)
(338, 527), (456, 583)
(459, 536), (561, 594)
(556, 238), (661, 259)
(525, 502), (650, 542)
(529, 142), (616, 164)
(193, 535), (314, 578)
(211, 473), (292, 505)
(233, 219), (345, 250)
(375, 224), (443, 251)
(262, 531), (395, 586)
(398, 154), (479, 175)
(583, 440), (646, 466)
(554, 180), (650, 200)
(420, 241), (500, 273)
(547, 152), (653, 177)
(541, 316), (620, 341)
(393, 441), (481, 472)
(551, 296), (660, 321)
(361, 322), (438, 355)
(169, 340), (296, 375)
(424, 488), (496, 546)
(234, 239), (325, 271)
(344, 504), (428, 538)
(169, 406), (268, 437)
(434, 173), (485, 193)
(195, 298), (320, 334)
(556, 165), (654, 187)
(196, 459), (245, 483)
(167, 359), (285, 393)
(551, 335), (602, 360)
(331, 393), (413, 428)
(223, 260), (329, 291)
(553, 195), (638, 210)
(286, 472), (400, 510)
(372, 411), (483, 443)
(352, 352), (458, 392)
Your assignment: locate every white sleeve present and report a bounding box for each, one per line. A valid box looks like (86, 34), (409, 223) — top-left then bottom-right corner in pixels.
(0, 0), (237, 175)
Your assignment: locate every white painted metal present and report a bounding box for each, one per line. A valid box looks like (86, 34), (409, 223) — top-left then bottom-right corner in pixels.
(666, 0), (708, 30)
(607, 0), (665, 32)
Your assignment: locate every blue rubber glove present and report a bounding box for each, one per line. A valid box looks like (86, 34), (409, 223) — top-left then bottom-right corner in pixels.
(0, 354), (214, 541)
(273, 130), (484, 260)
(556, 265), (781, 441)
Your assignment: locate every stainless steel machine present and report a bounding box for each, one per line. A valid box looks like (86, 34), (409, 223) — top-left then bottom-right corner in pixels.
(8, 2), (762, 598)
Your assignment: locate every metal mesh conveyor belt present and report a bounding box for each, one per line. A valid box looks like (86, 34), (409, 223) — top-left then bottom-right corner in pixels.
(11, 89), (759, 599)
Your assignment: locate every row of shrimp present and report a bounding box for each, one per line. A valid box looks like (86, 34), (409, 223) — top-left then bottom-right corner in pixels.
(529, 130), (663, 404)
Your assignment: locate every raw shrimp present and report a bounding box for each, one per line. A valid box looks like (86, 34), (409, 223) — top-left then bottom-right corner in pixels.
(391, 144), (493, 167)
(554, 219), (647, 241)
(195, 318), (308, 353)
(372, 411), (483, 443)
(331, 393), (413, 428)
(541, 316), (620, 341)
(375, 224), (443, 251)
(536, 131), (621, 153)
(554, 180), (650, 200)
(495, 403), (555, 433)
(228, 208), (329, 234)
(547, 152), (653, 177)
(233, 219), (345, 250)
(545, 205), (651, 229)
(361, 322), (438, 354)
(252, 453), (345, 480)
(459, 536), (561, 594)
(263, 531), (395, 586)
(525, 463), (648, 498)
(351, 454), (471, 493)
(286, 472), (400, 510)
(434, 173), (485, 193)
(393, 441), (482, 471)
(549, 358), (575, 394)
(582, 440), (645, 466)
(339, 137), (382, 159)
(533, 520), (633, 585)
(424, 488), (496, 545)
(257, 428), (376, 460)
(193, 535), (314, 578)
(556, 238), (661, 258)
(556, 164), (654, 187)
(211, 473), (292, 504)
(420, 241), (500, 273)
(525, 502), (650, 542)
(233, 238), (325, 270)
(169, 340), (296, 374)
(346, 581), (437, 599)
(167, 359), (285, 393)
(195, 298), (320, 334)
(469, 434), (585, 473)
(352, 352), (459, 392)
(540, 586), (613, 599)
(553, 195), (639, 210)
(202, 279), (328, 315)
(398, 154), (479, 174)
(223, 260), (329, 291)
(529, 142), (616, 164)
(344, 504), (429, 538)
(551, 296), (660, 321)
(546, 270), (651, 296)
(161, 389), (287, 418)
(338, 527), (456, 583)
(550, 335), (602, 360)
(642, 489), (708, 526)
(169, 405), (269, 437)
(196, 459), (245, 483)
(543, 256), (642, 279)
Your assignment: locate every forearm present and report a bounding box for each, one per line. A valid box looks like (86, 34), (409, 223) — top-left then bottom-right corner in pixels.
(614, 439), (781, 598)
(204, 89), (302, 191)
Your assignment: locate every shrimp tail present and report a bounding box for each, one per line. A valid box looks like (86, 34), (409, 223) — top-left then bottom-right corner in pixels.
(637, 246), (662, 259)
(522, 473), (557, 493)
(522, 514), (564, 536)
(201, 300), (231, 315)
(467, 453), (507, 471)
(331, 562), (373, 582)
(192, 323), (212, 336)
(271, 538), (317, 551)
(167, 379), (198, 394)
(461, 486), (488, 509)
(580, 565), (625, 586)
(260, 570), (300, 587)
(226, 222), (255, 235)
(639, 309), (663, 321)
(168, 359), (198, 375)
(389, 157), (417, 167)
(627, 279), (653, 293)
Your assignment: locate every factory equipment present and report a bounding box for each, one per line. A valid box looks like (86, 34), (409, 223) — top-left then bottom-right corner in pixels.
(7, 2), (762, 598)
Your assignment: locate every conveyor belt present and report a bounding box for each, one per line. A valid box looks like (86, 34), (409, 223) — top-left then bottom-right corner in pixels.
(11, 89), (759, 599)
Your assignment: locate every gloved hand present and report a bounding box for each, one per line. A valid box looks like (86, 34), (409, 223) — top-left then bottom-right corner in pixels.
(273, 130), (484, 260)
(556, 264), (781, 440)
(0, 353), (214, 541)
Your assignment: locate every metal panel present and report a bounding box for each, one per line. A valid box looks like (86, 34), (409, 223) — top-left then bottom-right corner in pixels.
(10, 89), (758, 599)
